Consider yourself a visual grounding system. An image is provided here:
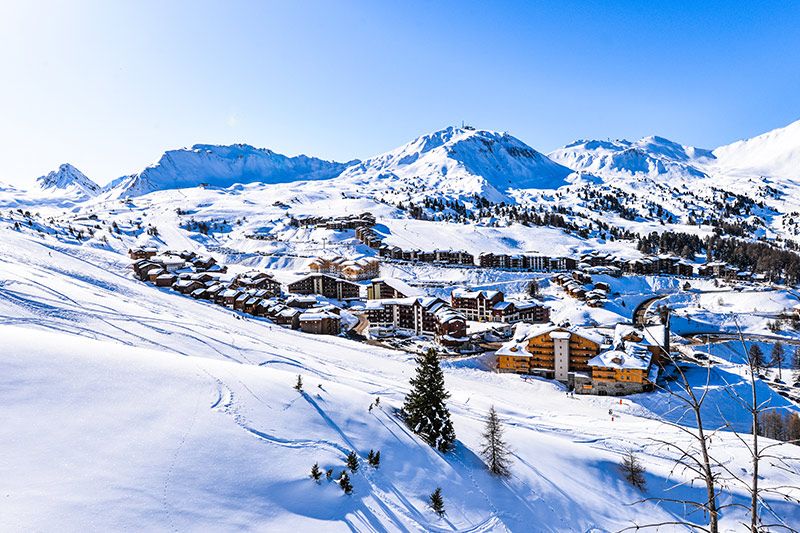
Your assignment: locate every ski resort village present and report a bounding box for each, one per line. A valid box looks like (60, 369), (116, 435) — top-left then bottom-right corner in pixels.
(4, 121), (800, 531)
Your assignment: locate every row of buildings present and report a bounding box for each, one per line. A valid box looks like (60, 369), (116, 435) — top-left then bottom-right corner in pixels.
(130, 252), (344, 335)
(496, 323), (664, 395)
(291, 212), (377, 231)
(551, 273), (610, 308)
(307, 255), (380, 281)
(355, 226), (476, 266)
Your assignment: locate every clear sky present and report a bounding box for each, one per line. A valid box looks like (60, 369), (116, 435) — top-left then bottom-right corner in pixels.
(1, 0), (799, 186)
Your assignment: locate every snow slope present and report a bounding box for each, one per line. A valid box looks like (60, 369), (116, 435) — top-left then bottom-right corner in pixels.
(1, 206), (799, 531)
(713, 118), (800, 180)
(108, 144), (357, 197)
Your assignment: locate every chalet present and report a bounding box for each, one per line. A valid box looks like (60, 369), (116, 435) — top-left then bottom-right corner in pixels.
(308, 256), (380, 281)
(243, 297), (261, 315)
(134, 261), (164, 281)
(191, 255), (217, 271)
(491, 300), (550, 324)
(450, 288), (504, 321)
(367, 278), (421, 300)
(206, 284), (226, 302)
(697, 261), (735, 279)
(150, 254), (186, 273)
(147, 268), (167, 282)
(285, 295), (317, 309)
(173, 279), (205, 295)
(274, 307), (301, 329)
(495, 325), (604, 382)
(231, 271), (281, 295)
(287, 273), (360, 300)
(233, 293), (249, 311)
(299, 310), (341, 335)
(190, 287), (208, 299)
(155, 273), (177, 287)
(364, 297), (467, 345)
(219, 288), (241, 307)
(128, 247), (158, 260)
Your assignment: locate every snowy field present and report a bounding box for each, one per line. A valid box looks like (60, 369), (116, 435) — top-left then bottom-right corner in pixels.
(2, 213), (800, 531)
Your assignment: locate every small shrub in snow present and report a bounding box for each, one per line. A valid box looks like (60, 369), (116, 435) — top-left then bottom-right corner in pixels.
(294, 375), (303, 392)
(325, 468), (333, 481)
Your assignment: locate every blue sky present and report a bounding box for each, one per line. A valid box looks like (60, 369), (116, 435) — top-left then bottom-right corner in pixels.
(1, 0), (799, 185)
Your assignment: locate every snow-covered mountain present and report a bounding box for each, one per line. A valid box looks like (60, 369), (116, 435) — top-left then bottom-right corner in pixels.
(109, 144), (357, 197)
(549, 136), (715, 182)
(36, 163), (100, 199)
(713, 118), (800, 180)
(337, 126), (573, 203)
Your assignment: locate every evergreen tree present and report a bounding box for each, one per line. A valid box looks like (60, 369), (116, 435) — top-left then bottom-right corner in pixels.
(429, 487), (445, 517)
(346, 451), (360, 472)
(325, 468), (333, 480)
(480, 406), (511, 477)
(366, 449), (380, 468)
(338, 471), (353, 495)
(771, 342), (785, 381)
(402, 349), (456, 452)
(749, 344), (765, 373)
(619, 451), (647, 490)
(310, 462), (322, 482)
(526, 279), (540, 298)
(294, 374), (303, 392)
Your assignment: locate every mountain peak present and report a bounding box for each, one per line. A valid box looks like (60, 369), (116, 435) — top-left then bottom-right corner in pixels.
(36, 163), (100, 198)
(109, 143), (358, 197)
(338, 126), (573, 203)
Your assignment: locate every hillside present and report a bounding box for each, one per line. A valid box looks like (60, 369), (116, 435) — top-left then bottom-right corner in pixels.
(2, 228), (799, 531)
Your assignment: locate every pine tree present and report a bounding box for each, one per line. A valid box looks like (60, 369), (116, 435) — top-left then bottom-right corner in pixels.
(527, 279), (540, 298)
(480, 406), (511, 477)
(310, 462), (322, 482)
(325, 468), (333, 480)
(771, 342), (785, 381)
(367, 450), (380, 468)
(429, 487), (445, 517)
(402, 349), (456, 452)
(346, 451), (359, 472)
(338, 471), (353, 495)
(619, 451), (647, 490)
(749, 345), (765, 373)
(294, 374), (303, 391)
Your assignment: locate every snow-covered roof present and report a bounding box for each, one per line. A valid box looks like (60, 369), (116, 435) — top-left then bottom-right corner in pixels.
(373, 277), (424, 297)
(452, 288), (502, 300)
(588, 347), (651, 371)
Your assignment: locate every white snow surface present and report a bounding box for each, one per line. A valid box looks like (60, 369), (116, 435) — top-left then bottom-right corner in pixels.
(1, 197), (800, 531)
